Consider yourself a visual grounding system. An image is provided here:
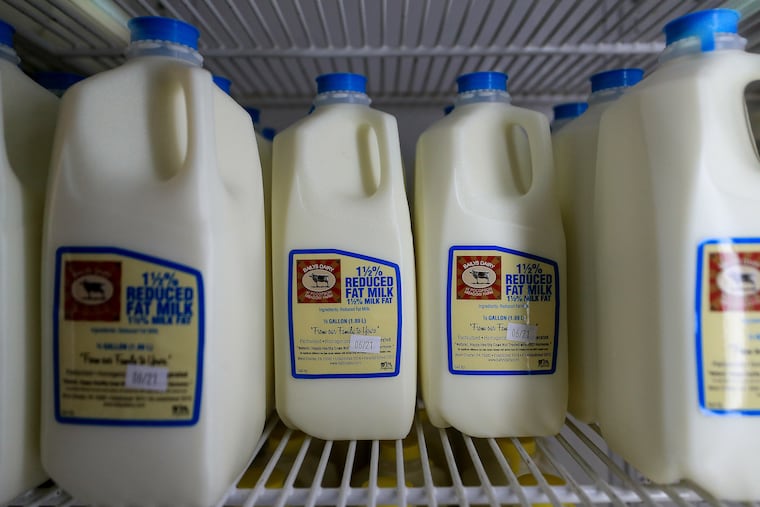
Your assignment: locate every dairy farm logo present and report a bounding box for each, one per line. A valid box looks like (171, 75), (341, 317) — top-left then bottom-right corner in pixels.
(297, 259), (341, 303)
(710, 252), (760, 311)
(64, 260), (122, 321)
(457, 255), (501, 300)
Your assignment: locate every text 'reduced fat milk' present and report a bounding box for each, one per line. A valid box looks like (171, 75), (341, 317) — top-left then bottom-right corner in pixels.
(415, 71), (567, 437)
(272, 72), (417, 440)
(595, 9), (760, 500)
(41, 16), (266, 507)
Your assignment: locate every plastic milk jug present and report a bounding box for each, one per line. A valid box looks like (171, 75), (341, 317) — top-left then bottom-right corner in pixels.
(551, 68), (643, 423)
(594, 9), (760, 500)
(415, 71), (567, 437)
(247, 106), (275, 415)
(40, 17), (266, 506)
(550, 102), (587, 132)
(0, 19), (58, 505)
(272, 72), (416, 440)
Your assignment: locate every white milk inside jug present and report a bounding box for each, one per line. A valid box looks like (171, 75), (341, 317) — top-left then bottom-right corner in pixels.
(272, 72), (416, 440)
(552, 68), (643, 423)
(246, 106), (275, 415)
(40, 17), (266, 506)
(595, 9), (760, 500)
(0, 19), (58, 505)
(550, 102), (587, 133)
(415, 71), (567, 437)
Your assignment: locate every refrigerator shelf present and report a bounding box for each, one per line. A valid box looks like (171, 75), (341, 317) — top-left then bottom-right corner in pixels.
(6, 409), (735, 507)
(1, 0), (758, 108)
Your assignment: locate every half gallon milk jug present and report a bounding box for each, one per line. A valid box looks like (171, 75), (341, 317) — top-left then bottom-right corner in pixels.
(0, 19), (58, 505)
(246, 105), (275, 415)
(41, 17), (266, 506)
(595, 9), (760, 500)
(552, 68), (643, 423)
(272, 72), (416, 440)
(415, 71), (567, 437)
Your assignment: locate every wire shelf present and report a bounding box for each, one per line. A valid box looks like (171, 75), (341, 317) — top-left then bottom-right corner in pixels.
(0, 0), (757, 107)
(5, 409), (735, 507)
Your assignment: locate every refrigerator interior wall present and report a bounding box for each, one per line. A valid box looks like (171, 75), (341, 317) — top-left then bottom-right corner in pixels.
(1, 1), (760, 506)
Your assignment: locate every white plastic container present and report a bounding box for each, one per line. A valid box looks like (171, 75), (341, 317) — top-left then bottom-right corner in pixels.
(550, 102), (587, 132)
(40, 17), (266, 506)
(415, 71), (567, 437)
(0, 19), (58, 505)
(551, 68), (643, 423)
(272, 72), (416, 440)
(595, 9), (760, 500)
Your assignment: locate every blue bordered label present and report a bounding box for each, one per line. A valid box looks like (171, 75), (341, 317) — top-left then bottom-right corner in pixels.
(696, 238), (760, 416)
(288, 249), (402, 379)
(53, 246), (204, 426)
(447, 245), (559, 376)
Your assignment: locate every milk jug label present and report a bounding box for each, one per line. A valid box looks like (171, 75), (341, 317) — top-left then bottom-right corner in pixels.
(447, 246), (559, 375)
(697, 239), (760, 415)
(53, 247), (203, 425)
(288, 249), (402, 378)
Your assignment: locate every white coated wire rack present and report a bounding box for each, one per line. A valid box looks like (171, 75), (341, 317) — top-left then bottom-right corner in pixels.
(4, 409), (741, 507)
(0, 0), (758, 107)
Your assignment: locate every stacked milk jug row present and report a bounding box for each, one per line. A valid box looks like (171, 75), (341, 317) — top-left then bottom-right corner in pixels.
(551, 8), (760, 502)
(0, 6), (759, 507)
(0, 11), (564, 505)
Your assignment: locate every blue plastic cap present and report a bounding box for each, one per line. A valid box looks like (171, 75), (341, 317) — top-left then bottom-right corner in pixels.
(664, 9), (739, 52)
(553, 102), (588, 120)
(316, 73), (367, 94)
(128, 16), (200, 50)
(456, 72), (508, 93)
(245, 107), (261, 124)
(590, 68), (644, 93)
(35, 71), (85, 91)
(262, 127), (276, 141)
(213, 75), (232, 95)
(443, 104), (455, 115)
(0, 19), (15, 48)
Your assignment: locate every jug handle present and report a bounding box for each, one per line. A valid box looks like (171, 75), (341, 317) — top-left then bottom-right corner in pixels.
(0, 78), (20, 224)
(367, 114), (404, 200)
(501, 107), (556, 202)
(710, 62), (760, 170)
(174, 68), (217, 190)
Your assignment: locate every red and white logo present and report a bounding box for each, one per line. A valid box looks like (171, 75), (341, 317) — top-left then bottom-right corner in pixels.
(64, 261), (121, 321)
(456, 255), (501, 300)
(709, 252), (760, 312)
(296, 259), (341, 304)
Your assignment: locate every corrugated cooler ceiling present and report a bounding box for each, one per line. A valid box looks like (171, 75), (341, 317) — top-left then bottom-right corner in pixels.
(1, 0), (759, 108)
